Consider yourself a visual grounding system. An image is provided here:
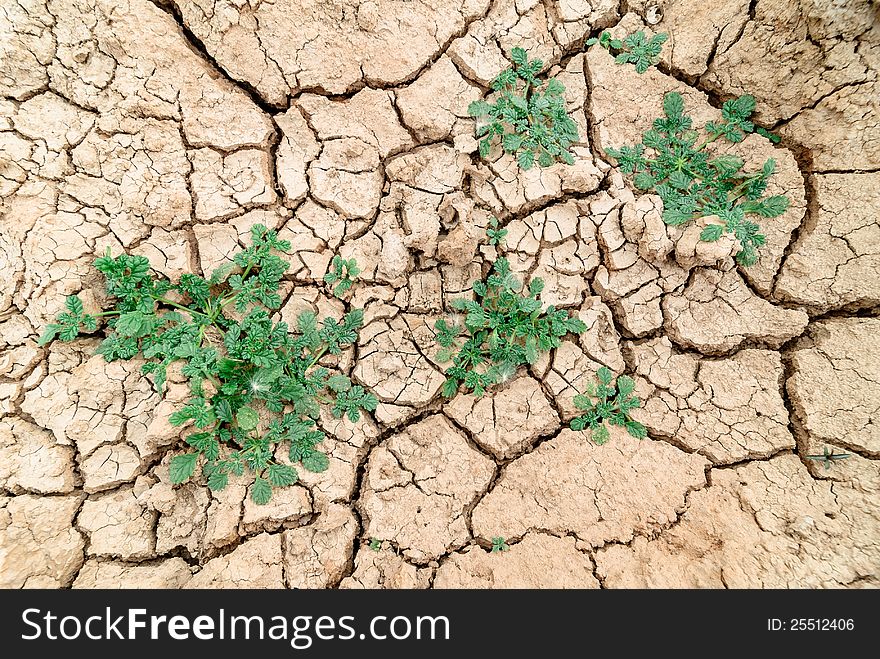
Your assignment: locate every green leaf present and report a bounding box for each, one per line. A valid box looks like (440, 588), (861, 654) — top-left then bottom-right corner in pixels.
(746, 195), (789, 218)
(38, 324), (60, 346)
(517, 149), (535, 170)
(169, 453), (198, 484)
(616, 375), (635, 396)
(207, 469), (228, 491)
(116, 312), (150, 337)
(625, 420), (647, 439)
(251, 477), (272, 505)
(592, 424), (610, 445)
(213, 398), (234, 423)
(700, 224), (725, 242)
(267, 463), (299, 487)
(663, 92), (684, 120)
(65, 295), (84, 315)
(236, 406), (260, 431)
(301, 450), (330, 473)
(326, 374), (352, 392)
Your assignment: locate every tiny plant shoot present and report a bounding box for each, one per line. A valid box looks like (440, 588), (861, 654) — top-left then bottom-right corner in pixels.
(586, 30), (668, 74)
(468, 46), (579, 170)
(435, 225), (588, 397)
(606, 91), (790, 265)
(805, 446), (851, 470)
(570, 367), (646, 444)
(486, 217), (508, 246)
(491, 537), (510, 553)
(40, 225), (377, 504)
(324, 255), (361, 299)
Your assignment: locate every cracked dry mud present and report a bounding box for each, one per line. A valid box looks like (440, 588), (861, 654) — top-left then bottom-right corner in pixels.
(1, 0), (878, 590)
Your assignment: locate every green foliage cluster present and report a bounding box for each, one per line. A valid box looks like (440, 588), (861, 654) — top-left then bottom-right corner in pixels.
(468, 46), (579, 170)
(324, 255), (361, 299)
(40, 225), (377, 504)
(586, 30), (668, 73)
(485, 217), (508, 246)
(606, 91), (790, 265)
(570, 367), (646, 444)
(434, 227), (587, 397)
(491, 537), (510, 553)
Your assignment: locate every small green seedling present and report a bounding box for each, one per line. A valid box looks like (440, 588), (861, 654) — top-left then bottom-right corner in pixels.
(586, 30), (668, 74)
(607, 91), (790, 265)
(570, 367), (646, 444)
(41, 225), (377, 505)
(435, 225), (587, 397)
(324, 255), (361, 299)
(491, 537), (510, 553)
(468, 46), (579, 170)
(369, 538), (382, 551)
(486, 217), (508, 246)
(805, 446), (851, 470)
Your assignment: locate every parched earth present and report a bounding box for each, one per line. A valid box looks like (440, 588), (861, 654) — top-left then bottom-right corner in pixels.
(1, 0), (878, 589)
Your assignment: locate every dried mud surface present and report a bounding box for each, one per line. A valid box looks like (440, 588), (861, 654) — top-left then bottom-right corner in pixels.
(1, 0), (878, 589)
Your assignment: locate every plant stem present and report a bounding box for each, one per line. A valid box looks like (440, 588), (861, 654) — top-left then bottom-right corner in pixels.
(155, 297), (213, 320)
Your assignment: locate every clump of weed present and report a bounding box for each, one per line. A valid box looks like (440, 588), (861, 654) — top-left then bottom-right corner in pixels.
(607, 91), (790, 265)
(586, 30), (668, 73)
(570, 367), (646, 444)
(435, 225), (587, 397)
(40, 225), (377, 504)
(468, 46), (579, 170)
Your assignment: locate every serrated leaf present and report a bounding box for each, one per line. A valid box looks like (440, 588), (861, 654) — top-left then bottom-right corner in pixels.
(267, 463), (299, 487)
(251, 477), (272, 505)
(236, 406), (259, 431)
(301, 450), (330, 473)
(207, 469), (228, 491)
(700, 224), (725, 242)
(326, 374), (351, 393)
(169, 453), (198, 484)
(663, 92), (684, 119)
(591, 424), (610, 445)
(626, 420), (647, 439)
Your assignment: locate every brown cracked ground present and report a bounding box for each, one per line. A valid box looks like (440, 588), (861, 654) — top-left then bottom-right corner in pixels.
(1, 0), (878, 589)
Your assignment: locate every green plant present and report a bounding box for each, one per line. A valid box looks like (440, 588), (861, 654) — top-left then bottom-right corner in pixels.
(586, 30), (668, 73)
(369, 538), (382, 551)
(435, 226), (587, 397)
(486, 217), (508, 246)
(805, 446), (851, 470)
(570, 367), (646, 444)
(606, 91), (790, 265)
(324, 255), (361, 299)
(491, 537), (509, 553)
(40, 224), (378, 504)
(468, 46), (579, 170)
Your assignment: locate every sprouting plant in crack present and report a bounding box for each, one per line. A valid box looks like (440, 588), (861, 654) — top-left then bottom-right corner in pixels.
(606, 91), (790, 266)
(40, 224), (378, 505)
(468, 46), (579, 170)
(586, 30), (668, 74)
(486, 217), (508, 246)
(369, 538), (382, 551)
(435, 226), (587, 397)
(491, 537), (510, 553)
(570, 367), (646, 445)
(805, 446), (851, 470)
(324, 255), (361, 299)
